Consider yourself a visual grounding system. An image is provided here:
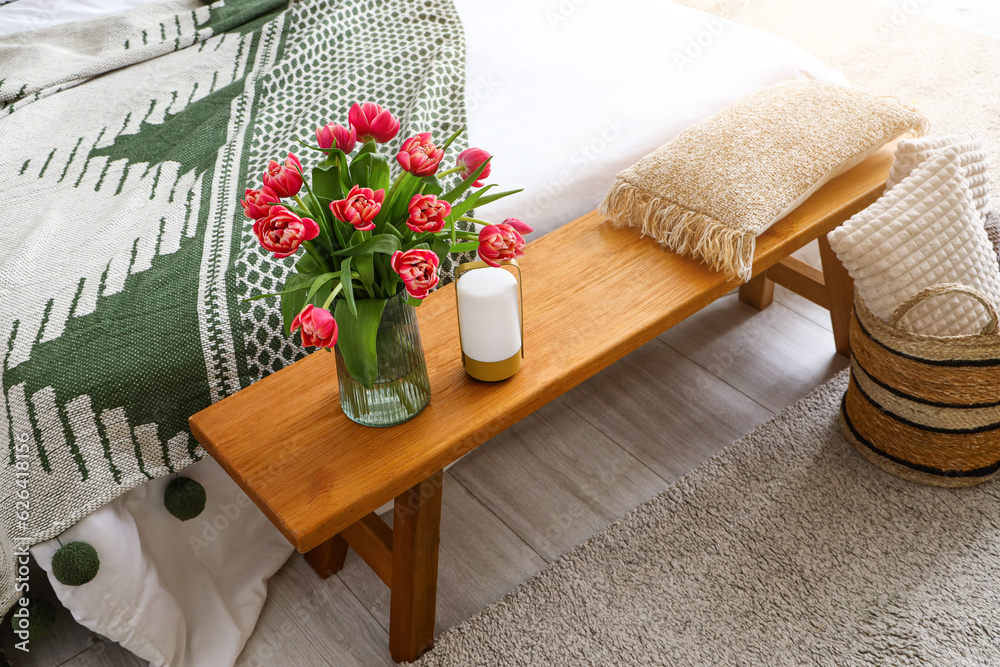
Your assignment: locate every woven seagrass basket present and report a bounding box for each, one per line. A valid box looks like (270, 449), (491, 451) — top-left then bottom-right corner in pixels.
(840, 283), (1000, 487)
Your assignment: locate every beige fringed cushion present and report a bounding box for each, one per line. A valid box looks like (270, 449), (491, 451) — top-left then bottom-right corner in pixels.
(600, 80), (928, 282)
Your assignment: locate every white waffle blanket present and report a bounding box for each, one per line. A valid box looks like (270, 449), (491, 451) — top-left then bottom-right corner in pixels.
(887, 134), (991, 216)
(829, 145), (1000, 336)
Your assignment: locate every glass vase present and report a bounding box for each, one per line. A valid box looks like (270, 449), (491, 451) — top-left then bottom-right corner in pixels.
(334, 290), (431, 427)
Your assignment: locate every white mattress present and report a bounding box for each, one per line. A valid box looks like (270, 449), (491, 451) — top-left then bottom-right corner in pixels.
(0, 0), (847, 237)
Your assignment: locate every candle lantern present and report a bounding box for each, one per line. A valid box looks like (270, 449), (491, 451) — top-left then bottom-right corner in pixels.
(455, 259), (523, 382)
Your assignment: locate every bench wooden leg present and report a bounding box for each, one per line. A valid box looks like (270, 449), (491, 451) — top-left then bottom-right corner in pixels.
(304, 534), (349, 579)
(304, 475), (443, 663)
(390, 471), (443, 663)
(739, 271), (775, 310)
(818, 235), (854, 357)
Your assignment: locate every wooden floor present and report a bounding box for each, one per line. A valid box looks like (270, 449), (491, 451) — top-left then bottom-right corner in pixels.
(10, 242), (853, 667)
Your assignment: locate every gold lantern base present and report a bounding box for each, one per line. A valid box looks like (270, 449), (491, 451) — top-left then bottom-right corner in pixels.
(463, 349), (523, 382)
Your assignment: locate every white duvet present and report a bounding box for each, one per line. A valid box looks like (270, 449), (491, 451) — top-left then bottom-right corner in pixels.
(456, 0), (847, 235)
(3, 0), (847, 664)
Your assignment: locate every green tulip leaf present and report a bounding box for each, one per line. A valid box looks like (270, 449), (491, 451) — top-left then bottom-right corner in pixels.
(429, 236), (451, 265)
(312, 163), (343, 212)
(293, 138), (333, 153)
(295, 252), (323, 275)
(448, 183), (496, 221)
(324, 147), (348, 168)
(334, 297), (388, 388)
(461, 187), (523, 218)
(322, 207), (349, 248)
(374, 253), (392, 286)
(447, 241), (479, 253)
(420, 175), (443, 196)
(356, 138), (377, 157)
(332, 234), (402, 257)
(243, 276), (318, 302)
(440, 156), (491, 205)
(446, 186), (525, 239)
(356, 253), (375, 293)
(349, 152), (391, 193)
(309, 281), (334, 310)
(388, 172), (423, 224)
(280, 273), (313, 334)
(305, 273), (339, 305)
(381, 219), (404, 239)
(340, 256), (357, 318)
(439, 125), (465, 153)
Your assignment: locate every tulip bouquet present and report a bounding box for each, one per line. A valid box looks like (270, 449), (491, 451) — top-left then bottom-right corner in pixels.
(241, 102), (528, 389)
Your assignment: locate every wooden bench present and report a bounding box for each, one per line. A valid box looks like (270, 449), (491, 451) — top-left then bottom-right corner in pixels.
(189, 141), (895, 663)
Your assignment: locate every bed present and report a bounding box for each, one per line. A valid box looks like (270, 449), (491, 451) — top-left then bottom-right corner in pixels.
(0, 1), (846, 665)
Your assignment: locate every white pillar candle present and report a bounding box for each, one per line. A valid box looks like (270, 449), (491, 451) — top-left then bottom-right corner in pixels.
(457, 267), (521, 363)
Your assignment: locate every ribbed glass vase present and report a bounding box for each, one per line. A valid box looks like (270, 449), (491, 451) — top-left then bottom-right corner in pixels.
(334, 290), (431, 427)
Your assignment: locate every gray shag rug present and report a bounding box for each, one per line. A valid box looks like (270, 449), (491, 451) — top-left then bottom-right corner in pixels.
(416, 372), (1000, 666)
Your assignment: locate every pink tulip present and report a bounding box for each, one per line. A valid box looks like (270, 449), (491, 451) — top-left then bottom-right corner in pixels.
(502, 218), (533, 235)
(329, 185), (384, 232)
(456, 147), (492, 187)
(406, 194), (451, 233)
(348, 102), (400, 144)
(262, 153), (303, 198)
(477, 223), (526, 267)
(240, 186), (280, 220)
(291, 304), (338, 349)
(391, 249), (440, 300)
(396, 132), (445, 177)
(315, 123), (357, 153)
(252, 205), (320, 259)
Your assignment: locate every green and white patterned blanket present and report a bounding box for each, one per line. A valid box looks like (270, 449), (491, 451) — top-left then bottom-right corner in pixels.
(0, 0), (467, 613)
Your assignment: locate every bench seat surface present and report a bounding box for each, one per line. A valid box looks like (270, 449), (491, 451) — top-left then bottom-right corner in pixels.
(189, 142), (894, 552)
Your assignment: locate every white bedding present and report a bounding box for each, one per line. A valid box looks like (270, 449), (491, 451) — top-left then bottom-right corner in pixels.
(32, 460), (293, 667)
(4, 1), (848, 665)
(457, 0), (848, 236)
(0, 0), (155, 32)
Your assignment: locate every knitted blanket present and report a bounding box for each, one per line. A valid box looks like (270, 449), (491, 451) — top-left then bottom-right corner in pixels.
(0, 0), (467, 614)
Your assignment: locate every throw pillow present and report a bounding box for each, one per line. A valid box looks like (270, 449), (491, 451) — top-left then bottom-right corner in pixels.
(600, 80), (927, 282)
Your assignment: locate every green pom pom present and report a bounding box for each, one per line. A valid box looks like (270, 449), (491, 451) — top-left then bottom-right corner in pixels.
(51, 542), (100, 587)
(164, 477), (206, 521)
(9, 598), (57, 640)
